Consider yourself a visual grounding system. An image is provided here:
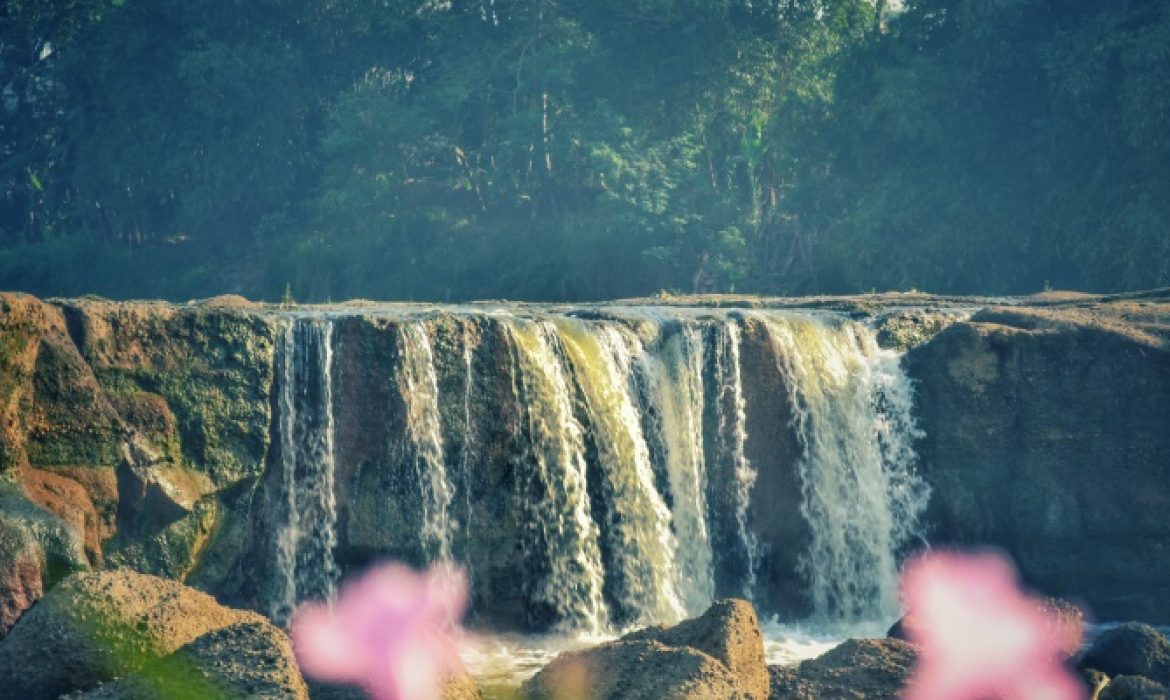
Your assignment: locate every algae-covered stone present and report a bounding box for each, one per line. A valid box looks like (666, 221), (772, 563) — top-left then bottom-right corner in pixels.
(0, 569), (270, 698)
(58, 299), (279, 491)
(70, 620), (309, 700)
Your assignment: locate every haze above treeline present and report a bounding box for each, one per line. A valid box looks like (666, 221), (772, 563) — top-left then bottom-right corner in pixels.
(1, 0), (1167, 302)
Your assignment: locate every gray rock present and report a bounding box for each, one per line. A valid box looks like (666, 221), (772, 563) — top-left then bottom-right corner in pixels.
(768, 638), (916, 700)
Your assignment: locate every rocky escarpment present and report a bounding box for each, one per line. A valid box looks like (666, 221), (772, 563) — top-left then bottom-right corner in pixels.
(0, 289), (1168, 640)
(0, 293), (276, 636)
(905, 295), (1170, 623)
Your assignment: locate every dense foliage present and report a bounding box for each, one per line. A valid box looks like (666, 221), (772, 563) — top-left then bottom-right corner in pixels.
(1, 0), (1167, 301)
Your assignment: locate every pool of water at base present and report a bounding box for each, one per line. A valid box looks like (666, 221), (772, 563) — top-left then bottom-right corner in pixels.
(459, 619), (888, 698)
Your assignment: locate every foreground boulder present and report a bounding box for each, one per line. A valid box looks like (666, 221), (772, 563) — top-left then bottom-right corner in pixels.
(1098, 675), (1170, 700)
(71, 621), (308, 699)
(0, 569), (291, 698)
(524, 640), (745, 699)
(523, 599), (768, 699)
(307, 672), (483, 700)
(1081, 624), (1170, 686)
(626, 599), (769, 699)
(769, 638), (916, 700)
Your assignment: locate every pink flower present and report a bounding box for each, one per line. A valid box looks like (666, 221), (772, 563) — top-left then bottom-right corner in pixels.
(291, 562), (470, 700)
(900, 550), (1086, 700)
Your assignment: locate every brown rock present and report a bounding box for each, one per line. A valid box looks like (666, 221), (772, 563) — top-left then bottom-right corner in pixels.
(627, 599), (769, 700)
(0, 569), (269, 698)
(523, 639), (746, 700)
(21, 467), (105, 564)
(522, 599), (767, 700)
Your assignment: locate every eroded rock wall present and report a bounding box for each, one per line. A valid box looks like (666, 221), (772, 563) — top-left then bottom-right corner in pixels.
(905, 300), (1170, 622)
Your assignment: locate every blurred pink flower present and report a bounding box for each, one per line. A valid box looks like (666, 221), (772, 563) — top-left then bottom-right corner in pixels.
(291, 561), (469, 700)
(900, 551), (1086, 700)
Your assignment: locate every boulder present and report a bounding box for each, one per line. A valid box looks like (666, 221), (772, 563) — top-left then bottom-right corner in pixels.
(0, 487), (89, 586)
(307, 673), (484, 700)
(769, 638), (916, 700)
(69, 621), (308, 699)
(523, 639), (746, 700)
(0, 569), (270, 698)
(0, 514), (41, 638)
(1081, 624), (1170, 686)
(523, 598), (768, 700)
(626, 599), (769, 699)
(1099, 675), (1170, 700)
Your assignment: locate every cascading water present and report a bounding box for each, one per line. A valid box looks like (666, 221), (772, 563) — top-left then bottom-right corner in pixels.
(504, 319), (610, 634)
(271, 317), (340, 625)
(712, 319), (761, 600)
(554, 319), (686, 626)
(394, 321), (456, 561)
(635, 322), (714, 616)
(760, 313), (929, 621)
(260, 305), (929, 678)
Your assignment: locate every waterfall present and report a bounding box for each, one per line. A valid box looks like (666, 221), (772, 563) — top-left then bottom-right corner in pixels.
(259, 306), (927, 634)
(505, 319), (609, 634)
(395, 321), (456, 562)
(458, 322), (477, 585)
(554, 319), (686, 626)
(636, 322), (714, 616)
(712, 320), (760, 600)
(760, 313), (929, 621)
(271, 318), (339, 625)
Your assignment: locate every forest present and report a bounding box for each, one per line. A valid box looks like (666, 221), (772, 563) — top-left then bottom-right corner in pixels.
(1, 0), (1168, 302)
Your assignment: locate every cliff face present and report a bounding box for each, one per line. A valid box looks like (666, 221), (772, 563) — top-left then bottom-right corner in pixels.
(904, 298), (1170, 623)
(0, 294), (277, 635)
(0, 290), (1167, 635)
